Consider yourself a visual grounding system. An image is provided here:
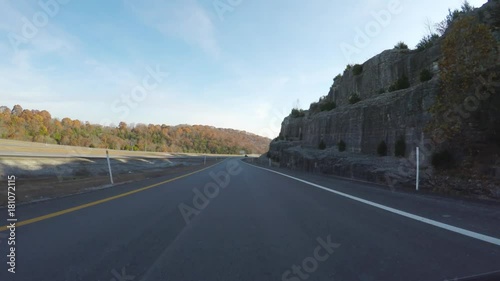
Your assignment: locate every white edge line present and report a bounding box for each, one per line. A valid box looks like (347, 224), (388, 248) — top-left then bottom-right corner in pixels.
(245, 162), (500, 247)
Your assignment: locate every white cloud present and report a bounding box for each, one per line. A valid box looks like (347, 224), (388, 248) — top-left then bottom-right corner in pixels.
(0, 0), (78, 55)
(125, 0), (220, 57)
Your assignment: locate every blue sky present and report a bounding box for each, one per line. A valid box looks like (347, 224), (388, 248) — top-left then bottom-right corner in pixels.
(0, 0), (488, 138)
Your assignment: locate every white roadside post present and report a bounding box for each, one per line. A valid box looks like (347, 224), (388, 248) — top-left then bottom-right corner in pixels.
(269, 158), (272, 167)
(204, 155), (207, 165)
(106, 150), (114, 184)
(416, 147), (420, 191)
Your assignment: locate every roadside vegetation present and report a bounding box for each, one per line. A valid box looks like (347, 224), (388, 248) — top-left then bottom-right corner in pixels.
(0, 105), (269, 154)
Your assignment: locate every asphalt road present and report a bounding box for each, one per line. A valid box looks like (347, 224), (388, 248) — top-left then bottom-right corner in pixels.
(1, 159), (500, 281)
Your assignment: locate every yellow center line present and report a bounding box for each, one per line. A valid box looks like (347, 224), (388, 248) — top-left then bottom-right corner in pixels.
(0, 161), (222, 232)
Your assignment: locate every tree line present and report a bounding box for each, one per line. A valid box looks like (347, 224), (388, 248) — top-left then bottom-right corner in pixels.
(0, 105), (270, 154)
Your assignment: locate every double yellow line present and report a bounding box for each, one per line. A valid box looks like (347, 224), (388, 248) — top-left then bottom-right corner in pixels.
(0, 162), (221, 232)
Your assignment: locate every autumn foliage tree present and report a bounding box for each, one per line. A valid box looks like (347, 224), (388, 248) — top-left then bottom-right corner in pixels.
(428, 15), (498, 141)
(0, 105), (270, 154)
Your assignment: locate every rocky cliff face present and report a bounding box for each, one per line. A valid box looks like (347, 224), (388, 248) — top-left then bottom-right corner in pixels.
(280, 59), (439, 159)
(267, 0), (500, 197)
(330, 46), (441, 107)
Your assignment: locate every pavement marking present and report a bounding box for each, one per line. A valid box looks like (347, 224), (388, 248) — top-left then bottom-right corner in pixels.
(0, 161), (224, 232)
(245, 162), (500, 247)
(449, 269), (500, 280)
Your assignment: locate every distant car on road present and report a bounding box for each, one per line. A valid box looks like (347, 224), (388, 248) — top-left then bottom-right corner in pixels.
(244, 154), (248, 157)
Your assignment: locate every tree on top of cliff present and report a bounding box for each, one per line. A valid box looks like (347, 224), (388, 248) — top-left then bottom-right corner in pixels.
(394, 41), (409, 50)
(290, 108), (306, 118)
(436, 1), (474, 35)
(416, 1), (475, 52)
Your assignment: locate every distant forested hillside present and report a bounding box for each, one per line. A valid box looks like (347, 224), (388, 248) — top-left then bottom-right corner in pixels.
(0, 105), (270, 154)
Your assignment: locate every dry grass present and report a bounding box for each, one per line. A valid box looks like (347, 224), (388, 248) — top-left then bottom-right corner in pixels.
(0, 159), (220, 206)
(0, 139), (249, 158)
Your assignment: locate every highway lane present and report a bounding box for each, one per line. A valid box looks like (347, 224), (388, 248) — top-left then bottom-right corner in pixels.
(0, 159), (499, 281)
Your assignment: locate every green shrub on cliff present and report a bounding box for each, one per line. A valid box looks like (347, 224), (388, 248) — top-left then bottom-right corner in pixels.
(388, 75), (410, 92)
(416, 34), (440, 51)
(291, 108), (306, 118)
(320, 101), (336, 112)
(394, 41), (409, 50)
(310, 96), (337, 115)
(420, 69), (433, 82)
(377, 141), (388, 156)
(308, 102), (319, 114)
(338, 140), (346, 152)
(395, 136), (406, 157)
(349, 93), (361, 104)
(352, 64), (363, 75)
(318, 140), (326, 150)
